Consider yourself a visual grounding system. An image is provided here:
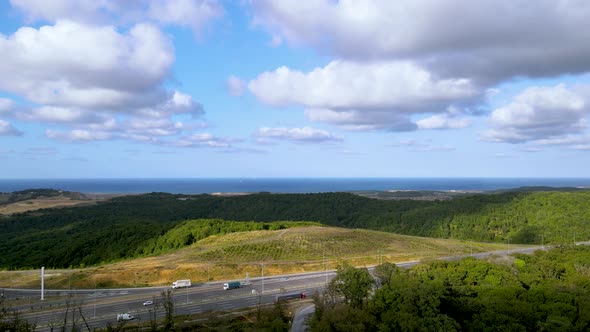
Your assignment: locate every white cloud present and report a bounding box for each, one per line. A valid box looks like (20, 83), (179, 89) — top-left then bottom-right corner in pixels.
(167, 132), (235, 148)
(0, 120), (23, 136)
(0, 20), (174, 110)
(226, 75), (246, 97)
(416, 111), (471, 130)
(249, 60), (477, 109)
(256, 126), (342, 143)
(251, 0), (590, 83)
(10, 0), (223, 36)
(482, 84), (589, 143)
(148, 0), (223, 36)
(46, 129), (112, 141)
(0, 21), (210, 144)
(10, 0), (110, 23)
(387, 139), (455, 152)
(304, 108), (416, 131)
(0, 98), (15, 113)
(18, 106), (112, 124)
(249, 60), (479, 131)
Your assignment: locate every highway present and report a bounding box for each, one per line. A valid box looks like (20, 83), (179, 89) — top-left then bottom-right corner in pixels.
(3, 272), (332, 331)
(4, 242), (586, 331)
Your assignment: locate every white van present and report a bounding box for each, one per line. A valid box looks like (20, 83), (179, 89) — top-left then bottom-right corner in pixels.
(117, 313), (134, 322)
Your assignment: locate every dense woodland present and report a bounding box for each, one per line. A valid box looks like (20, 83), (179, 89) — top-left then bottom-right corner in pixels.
(2, 190), (590, 268)
(312, 246), (590, 331)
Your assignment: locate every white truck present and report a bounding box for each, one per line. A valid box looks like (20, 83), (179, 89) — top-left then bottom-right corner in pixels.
(116, 313), (134, 322)
(172, 279), (191, 289)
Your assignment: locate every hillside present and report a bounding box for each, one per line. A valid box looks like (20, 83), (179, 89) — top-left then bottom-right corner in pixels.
(0, 225), (513, 289)
(0, 188), (94, 215)
(1, 190), (589, 269)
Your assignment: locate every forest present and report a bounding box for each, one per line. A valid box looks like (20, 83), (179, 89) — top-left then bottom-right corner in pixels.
(2, 190), (590, 268)
(311, 245), (590, 331)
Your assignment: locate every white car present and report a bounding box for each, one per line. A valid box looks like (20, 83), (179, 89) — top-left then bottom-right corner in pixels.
(142, 300), (154, 306)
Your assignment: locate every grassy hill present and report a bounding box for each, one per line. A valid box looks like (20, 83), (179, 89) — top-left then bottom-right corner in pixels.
(0, 225), (514, 289)
(1, 190), (590, 269)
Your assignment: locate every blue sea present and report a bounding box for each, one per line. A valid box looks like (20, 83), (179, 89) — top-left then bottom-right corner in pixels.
(1, 178), (590, 194)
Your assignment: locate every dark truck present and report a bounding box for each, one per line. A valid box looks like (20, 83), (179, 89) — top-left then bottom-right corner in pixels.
(223, 281), (241, 290)
(276, 293), (307, 302)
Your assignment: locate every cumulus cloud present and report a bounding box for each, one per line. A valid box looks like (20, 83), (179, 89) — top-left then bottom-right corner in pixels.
(226, 75), (246, 97)
(0, 98), (15, 113)
(251, 0), (590, 83)
(255, 126), (342, 143)
(166, 133), (236, 148)
(0, 21), (174, 110)
(10, 0), (223, 35)
(0, 120), (23, 136)
(416, 115), (471, 130)
(17, 106), (112, 125)
(249, 60), (477, 109)
(249, 60), (479, 131)
(0, 20), (217, 145)
(46, 129), (112, 142)
(148, 0), (223, 36)
(482, 84), (589, 143)
(416, 107), (472, 130)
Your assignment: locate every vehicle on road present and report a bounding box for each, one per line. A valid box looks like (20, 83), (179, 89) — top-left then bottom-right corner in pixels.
(276, 292), (307, 302)
(143, 300), (153, 306)
(172, 279), (191, 289)
(223, 281), (241, 290)
(116, 313), (134, 322)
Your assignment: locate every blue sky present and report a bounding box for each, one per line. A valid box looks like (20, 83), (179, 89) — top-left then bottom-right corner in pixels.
(1, 0), (590, 178)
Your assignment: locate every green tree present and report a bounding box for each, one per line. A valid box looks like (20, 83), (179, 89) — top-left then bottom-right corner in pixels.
(374, 262), (399, 287)
(328, 262), (375, 309)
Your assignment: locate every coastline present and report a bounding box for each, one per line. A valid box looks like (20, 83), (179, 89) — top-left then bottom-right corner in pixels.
(1, 177), (590, 195)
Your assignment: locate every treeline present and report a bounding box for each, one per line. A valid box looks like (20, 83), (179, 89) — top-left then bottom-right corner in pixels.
(138, 219), (318, 256)
(312, 246), (590, 331)
(2, 190), (590, 268)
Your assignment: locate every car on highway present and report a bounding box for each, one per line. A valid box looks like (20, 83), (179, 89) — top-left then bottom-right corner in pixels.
(143, 300), (154, 306)
(117, 313), (135, 322)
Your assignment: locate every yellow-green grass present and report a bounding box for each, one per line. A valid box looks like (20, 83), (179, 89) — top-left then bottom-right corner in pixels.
(0, 226), (527, 289)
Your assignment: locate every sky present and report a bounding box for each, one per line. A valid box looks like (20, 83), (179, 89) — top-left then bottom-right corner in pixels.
(1, 0), (590, 178)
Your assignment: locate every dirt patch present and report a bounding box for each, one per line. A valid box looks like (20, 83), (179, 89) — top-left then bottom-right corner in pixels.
(0, 196), (105, 215)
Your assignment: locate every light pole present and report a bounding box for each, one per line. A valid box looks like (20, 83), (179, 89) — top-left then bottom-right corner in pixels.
(40, 266), (45, 301)
(185, 273), (189, 304)
(261, 263), (264, 294)
(93, 279), (96, 319)
(323, 252), (328, 285)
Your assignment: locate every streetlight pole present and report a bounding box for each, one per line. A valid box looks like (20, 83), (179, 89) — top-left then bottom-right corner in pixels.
(261, 263), (264, 294)
(323, 253), (327, 285)
(93, 279), (96, 319)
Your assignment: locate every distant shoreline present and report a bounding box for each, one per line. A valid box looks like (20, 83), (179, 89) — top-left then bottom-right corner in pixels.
(1, 178), (590, 195)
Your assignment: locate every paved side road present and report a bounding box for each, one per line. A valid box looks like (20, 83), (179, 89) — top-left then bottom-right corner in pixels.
(291, 304), (315, 332)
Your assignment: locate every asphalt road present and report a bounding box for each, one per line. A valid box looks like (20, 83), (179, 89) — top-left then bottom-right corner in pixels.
(4, 273), (332, 331)
(5, 241), (588, 331)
